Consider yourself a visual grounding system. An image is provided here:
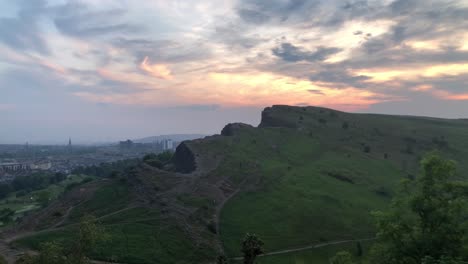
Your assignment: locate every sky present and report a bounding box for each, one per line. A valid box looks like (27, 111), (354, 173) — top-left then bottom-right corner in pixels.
(1, 0), (468, 144)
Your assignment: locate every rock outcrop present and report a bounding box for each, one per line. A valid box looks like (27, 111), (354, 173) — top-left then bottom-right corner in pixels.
(221, 123), (253, 136)
(173, 142), (196, 173)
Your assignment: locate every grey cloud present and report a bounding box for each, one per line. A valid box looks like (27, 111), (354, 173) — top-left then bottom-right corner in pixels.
(0, 0), (49, 54)
(237, 0), (308, 23)
(309, 68), (371, 88)
(236, 0), (383, 28)
(272, 43), (342, 62)
(213, 24), (267, 51)
(307, 89), (325, 95)
(367, 0), (468, 49)
(52, 3), (144, 38)
(349, 44), (468, 69)
(253, 0), (468, 93)
(113, 38), (212, 63)
(237, 8), (270, 24)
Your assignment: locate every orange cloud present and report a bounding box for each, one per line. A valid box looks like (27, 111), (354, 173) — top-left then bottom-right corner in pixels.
(75, 70), (403, 111)
(432, 90), (468, 100)
(411, 85), (433, 92)
(140, 56), (173, 80)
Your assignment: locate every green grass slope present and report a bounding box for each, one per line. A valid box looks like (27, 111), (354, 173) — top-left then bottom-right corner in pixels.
(193, 105), (468, 259)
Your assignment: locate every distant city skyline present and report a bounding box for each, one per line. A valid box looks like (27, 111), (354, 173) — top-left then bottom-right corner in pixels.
(1, 0), (468, 143)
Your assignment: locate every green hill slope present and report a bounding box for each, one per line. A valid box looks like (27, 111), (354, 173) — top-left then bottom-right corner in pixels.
(184, 105), (468, 259)
(7, 105), (468, 263)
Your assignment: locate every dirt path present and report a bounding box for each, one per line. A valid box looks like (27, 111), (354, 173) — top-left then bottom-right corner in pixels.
(231, 237), (376, 260)
(215, 187), (241, 235)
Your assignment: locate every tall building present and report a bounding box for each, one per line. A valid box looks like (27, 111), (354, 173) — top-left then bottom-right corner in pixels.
(162, 139), (174, 151)
(68, 137), (72, 152)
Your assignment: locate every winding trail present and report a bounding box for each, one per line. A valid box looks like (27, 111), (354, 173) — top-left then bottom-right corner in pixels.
(231, 237), (376, 260)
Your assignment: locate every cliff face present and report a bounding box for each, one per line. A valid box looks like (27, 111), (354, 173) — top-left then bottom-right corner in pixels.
(259, 105), (345, 128)
(221, 123), (254, 136)
(173, 142), (196, 173)
(259, 105), (302, 128)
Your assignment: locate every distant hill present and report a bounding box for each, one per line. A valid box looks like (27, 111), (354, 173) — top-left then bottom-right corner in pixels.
(133, 134), (207, 143)
(10, 105), (468, 264)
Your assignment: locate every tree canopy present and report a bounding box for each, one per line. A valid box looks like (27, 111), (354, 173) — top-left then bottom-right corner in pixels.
(370, 154), (468, 264)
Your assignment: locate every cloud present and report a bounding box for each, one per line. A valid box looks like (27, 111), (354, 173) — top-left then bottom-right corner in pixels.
(139, 56), (173, 80)
(2, 0), (468, 144)
(212, 24), (266, 50)
(112, 37), (212, 63)
(52, 3), (144, 38)
(309, 68), (371, 88)
(0, 0), (49, 54)
(272, 43), (342, 62)
(237, 8), (270, 24)
(433, 90), (468, 101)
(307, 89), (325, 95)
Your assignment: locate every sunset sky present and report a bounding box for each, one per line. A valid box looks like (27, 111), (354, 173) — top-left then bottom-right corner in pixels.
(1, 0), (468, 143)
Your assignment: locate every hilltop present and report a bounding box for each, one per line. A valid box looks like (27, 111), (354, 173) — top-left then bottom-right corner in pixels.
(6, 105), (468, 264)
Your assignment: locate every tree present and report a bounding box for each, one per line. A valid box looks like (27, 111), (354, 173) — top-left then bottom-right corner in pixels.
(36, 242), (65, 264)
(15, 242), (65, 264)
(68, 215), (107, 264)
(0, 184), (12, 199)
(356, 241), (363, 257)
(217, 255), (228, 264)
(330, 251), (355, 264)
(0, 208), (14, 224)
(241, 233), (264, 264)
(36, 191), (51, 207)
(370, 154), (468, 264)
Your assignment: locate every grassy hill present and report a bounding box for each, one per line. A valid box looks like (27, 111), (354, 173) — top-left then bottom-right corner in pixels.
(7, 105), (468, 263)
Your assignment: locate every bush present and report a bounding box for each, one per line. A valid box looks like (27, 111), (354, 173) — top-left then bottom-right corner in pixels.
(80, 177), (93, 184)
(65, 182), (80, 192)
(364, 145), (371, 153)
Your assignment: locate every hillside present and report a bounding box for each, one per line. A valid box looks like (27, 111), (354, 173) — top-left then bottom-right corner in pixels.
(5, 105), (468, 264)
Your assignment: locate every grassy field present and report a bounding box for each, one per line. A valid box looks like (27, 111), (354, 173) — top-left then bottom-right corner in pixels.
(15, 178), (216, 264)
(17, 205), (215, 264)
(0, 174), (89, 225)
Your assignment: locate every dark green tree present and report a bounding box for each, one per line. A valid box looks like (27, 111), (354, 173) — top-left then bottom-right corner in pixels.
(0, 208), (14, 224)
(356, 241), (363, 257)
(241, 233), (264, 264)
(217, 255), (228, 264)
(68, 215), (107, 264)
(15, 242), (65, 264)
(36, 242), (65, 264)
(370, 154), (468, 264)
(329, 251), (355, 264)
